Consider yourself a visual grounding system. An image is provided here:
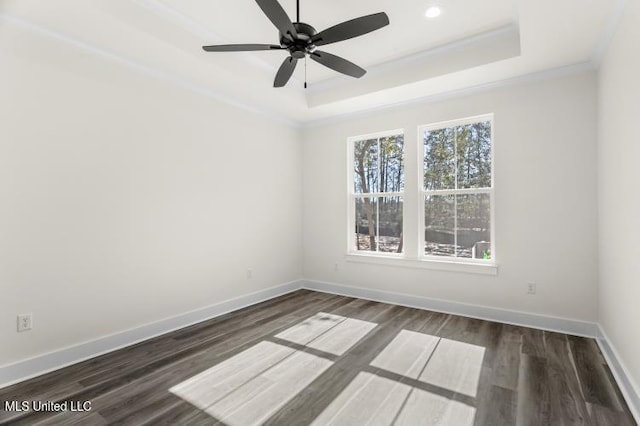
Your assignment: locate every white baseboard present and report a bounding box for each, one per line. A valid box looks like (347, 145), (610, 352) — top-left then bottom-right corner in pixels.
(2, 277), (637, 425)
(0, 280), (302, 389)
(301, 279), (598, 337)
(596, 326), (640, 424)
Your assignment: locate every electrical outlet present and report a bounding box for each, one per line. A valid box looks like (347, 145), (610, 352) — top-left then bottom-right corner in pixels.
(246, 268), (253, 279)
(527, 282), (537, 295)
(17, 314), (32, 332)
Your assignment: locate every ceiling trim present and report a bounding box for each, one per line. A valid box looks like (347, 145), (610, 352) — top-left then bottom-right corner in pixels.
(0, 13), (300, 128)
(306, 23), (521, 107)
(302, 61), (595, 129)
(591, 0), (627, 67)
(307, 23), (519, 92)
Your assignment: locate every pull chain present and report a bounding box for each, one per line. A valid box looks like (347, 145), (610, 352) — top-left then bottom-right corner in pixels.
(304, 55), (307, 89)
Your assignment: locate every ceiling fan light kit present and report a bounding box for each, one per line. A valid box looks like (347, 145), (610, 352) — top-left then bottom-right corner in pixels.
(202, 0), (390, 88)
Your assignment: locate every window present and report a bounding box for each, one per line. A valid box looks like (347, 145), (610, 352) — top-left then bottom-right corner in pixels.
(420, 116), (493, 262)
(347, 115), (494, 271)
(349, 130), (404, 254)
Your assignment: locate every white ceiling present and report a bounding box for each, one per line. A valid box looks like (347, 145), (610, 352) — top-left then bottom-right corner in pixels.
(0, 0), (620, 124)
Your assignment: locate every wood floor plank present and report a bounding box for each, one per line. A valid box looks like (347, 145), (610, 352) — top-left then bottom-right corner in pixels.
(521, 327), (546, 358)
(589, 402), (637, 426)
(470, 319), (502, 368)
(544, 331), (593, 425)
(516, 354), (551, 426)
(31, 412), (108, 426)
(141, 401), (218, 426)
(491, 324), (522, 391)
(568, 335), (625, 411)
(474, 385), (517, 426)
(0, 290), (635, 426)
(405, 310), (451, 336)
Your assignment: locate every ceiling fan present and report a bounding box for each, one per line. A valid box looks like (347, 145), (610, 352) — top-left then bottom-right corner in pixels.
(202, 0), (390, 88)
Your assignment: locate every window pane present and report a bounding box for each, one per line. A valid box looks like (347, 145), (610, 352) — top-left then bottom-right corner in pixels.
(355, 197), (378, 252)
(423, 128), (455, 190)
(379, 135), (405, 192)
(456, 122), (492, 189)
(378, 196), (403, 253)
(425, 195), (455, 256)
(354, 139), (379, 193)
(456, 194), (491, 259)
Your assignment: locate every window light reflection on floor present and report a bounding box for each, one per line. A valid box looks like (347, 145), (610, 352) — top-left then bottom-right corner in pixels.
(169, 341), (332, 426)
(371, 329), (486, 398)
(169, 313), (377, 425)
(311, 372), (476, 425)
(275, 312), (378, 356)
(169, 317), (483, 425)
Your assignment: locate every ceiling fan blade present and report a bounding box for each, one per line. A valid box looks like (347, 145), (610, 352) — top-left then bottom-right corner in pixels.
(255, 0), (298, 41)
(311, 12), (389, 46)
(310, 51), (366, 78)
(274, 56), (298, 87)
(203, 44), (283, 52)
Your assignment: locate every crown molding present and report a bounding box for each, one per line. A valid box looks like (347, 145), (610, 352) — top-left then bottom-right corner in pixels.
(591, 0), (627, 67)
(301, 62), (595, 129)
(0, 13), (301, 129)
(306, 23), (520, 94)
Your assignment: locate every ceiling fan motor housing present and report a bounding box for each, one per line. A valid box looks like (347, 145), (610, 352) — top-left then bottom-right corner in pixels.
(280, 22), (317, 58)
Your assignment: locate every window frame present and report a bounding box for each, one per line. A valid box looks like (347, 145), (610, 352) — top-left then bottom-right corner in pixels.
(417, 114), (496, 266)
(345, 117), (497, 275)
(346, 128), (405, 258)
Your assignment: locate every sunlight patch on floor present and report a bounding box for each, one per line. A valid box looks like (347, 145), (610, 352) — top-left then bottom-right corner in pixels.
(170, 341), (332, 426)
(370, 329), (440, 379)
(276, 312), (378, 355)
(371, 329), (485, 398)
(420, 338), (485, 398)
(311, 372), (476, 425)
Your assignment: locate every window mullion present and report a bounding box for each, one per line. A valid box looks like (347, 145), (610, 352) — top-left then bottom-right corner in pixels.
(377, 137), (381, 252)
(376, 196), (380, 253)
(424, 188), (491, 196)
(453, 126), (458, 258)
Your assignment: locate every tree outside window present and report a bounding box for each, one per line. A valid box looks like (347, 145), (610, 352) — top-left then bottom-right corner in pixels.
(423, 120), (492, 260)
(353, 133), (404, 253)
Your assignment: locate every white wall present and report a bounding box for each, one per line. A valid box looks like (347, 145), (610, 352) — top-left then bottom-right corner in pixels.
(598, 0), (640, 399)
(302, 71), (599, 322)
(0, 21), (302, 366)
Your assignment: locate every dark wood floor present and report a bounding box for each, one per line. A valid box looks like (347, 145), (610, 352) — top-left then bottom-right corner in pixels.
(0, 290), (635, 425)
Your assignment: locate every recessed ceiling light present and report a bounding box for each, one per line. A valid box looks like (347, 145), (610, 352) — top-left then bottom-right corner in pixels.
(425, 6), (442, 18)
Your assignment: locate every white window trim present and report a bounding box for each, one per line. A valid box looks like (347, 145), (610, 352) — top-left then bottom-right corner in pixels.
(418, 113), (496, 267)
(346, 116), (497, 276)
(347, 129), (405, 257)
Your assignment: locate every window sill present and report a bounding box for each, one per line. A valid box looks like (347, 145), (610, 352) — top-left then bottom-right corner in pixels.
(345, 253), (498, 275)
